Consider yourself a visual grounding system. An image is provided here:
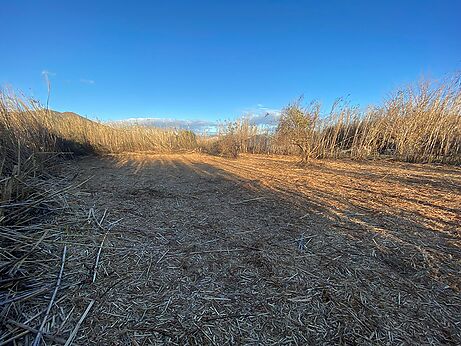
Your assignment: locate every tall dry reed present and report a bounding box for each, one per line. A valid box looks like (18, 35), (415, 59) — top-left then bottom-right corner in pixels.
(2, 74), (460, 165)
(218, 75), (461, 164)
(0, 91), (197, 176)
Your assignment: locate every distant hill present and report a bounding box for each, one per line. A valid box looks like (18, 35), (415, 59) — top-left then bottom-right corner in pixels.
(53, 111), (96, 123)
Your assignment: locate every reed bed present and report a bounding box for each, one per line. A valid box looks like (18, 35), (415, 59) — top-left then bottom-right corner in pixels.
(1, 74), (460, 343)
(54, 118), (197, 154)
(0, 90), (197, 174)
(2, 74), (460, 165)
(211, 75), (461, 164)
(200, 118), (298, 157)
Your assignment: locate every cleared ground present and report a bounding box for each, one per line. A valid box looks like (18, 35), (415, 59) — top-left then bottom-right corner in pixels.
(60, 153), (460, 345)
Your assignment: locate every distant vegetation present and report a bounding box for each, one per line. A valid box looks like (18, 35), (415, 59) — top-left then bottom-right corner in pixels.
(0, 93), (196, 175)
(212, 75), (461, 164)
(1, 74), (460, 173)
(1, 74), (460, 345)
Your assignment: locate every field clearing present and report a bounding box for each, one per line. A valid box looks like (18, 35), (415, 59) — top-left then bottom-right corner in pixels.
(50, 153), (461, 345)
(2, 4), (461, 344)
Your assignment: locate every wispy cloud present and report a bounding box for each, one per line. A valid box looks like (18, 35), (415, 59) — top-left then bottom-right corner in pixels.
(110, 104), (282, 134)
(41, 70), (56, 77)
(80, 78), (95, 85)
(241, 103), (281, 127)
(111, 118), (217, 133)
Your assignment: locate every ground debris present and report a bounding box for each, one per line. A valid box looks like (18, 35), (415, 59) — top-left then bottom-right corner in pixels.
(3, 153), (460, 345)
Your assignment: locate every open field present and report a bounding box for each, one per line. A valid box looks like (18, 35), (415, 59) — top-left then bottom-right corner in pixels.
(1, 82), (461, 344)
(30, 153), (459, 345)
(2, 2), (461, 344)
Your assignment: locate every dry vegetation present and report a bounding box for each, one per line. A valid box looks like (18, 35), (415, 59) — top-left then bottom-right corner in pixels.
(1, 75), (460, 166)
(213, 76), (461, 164)
(1, 75), (460, 345)
(35, 153), (460, 344)
(0, 91), (196, 172)
(0, 92), (197, 345)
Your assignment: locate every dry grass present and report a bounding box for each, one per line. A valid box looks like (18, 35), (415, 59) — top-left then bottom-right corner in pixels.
(0, 90), (197, 174)
(1, 74), (460, 344)
(45, 153), (460, 345)
(0, 152), (94, 344)
(303, 76), (461, 163)
(0, 91), (194, 345)
(211, 75), (461, 164)
(2, 74), (461, 164)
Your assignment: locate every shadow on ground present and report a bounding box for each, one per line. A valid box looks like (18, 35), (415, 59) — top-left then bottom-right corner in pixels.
(63, 153), (461, 345)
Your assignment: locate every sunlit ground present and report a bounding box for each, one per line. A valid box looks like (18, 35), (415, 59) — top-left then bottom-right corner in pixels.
(63, 152), (461, 344)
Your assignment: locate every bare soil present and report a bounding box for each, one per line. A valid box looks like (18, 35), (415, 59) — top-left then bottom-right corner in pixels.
(59, 153), (461, 345)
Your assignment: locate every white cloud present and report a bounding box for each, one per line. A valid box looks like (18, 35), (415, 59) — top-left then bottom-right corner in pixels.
(111, 117), (217, 133)
(240, 104), (282, 127)
(80, 79), (95, 85)
(109, 104), (282, 134)
(41, 70), (56, 77)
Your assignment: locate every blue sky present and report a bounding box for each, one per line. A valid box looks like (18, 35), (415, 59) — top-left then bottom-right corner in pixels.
(1, 0), (460, 124)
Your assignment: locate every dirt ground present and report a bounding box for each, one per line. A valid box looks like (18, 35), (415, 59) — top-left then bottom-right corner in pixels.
(58, 153), (460, 345)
